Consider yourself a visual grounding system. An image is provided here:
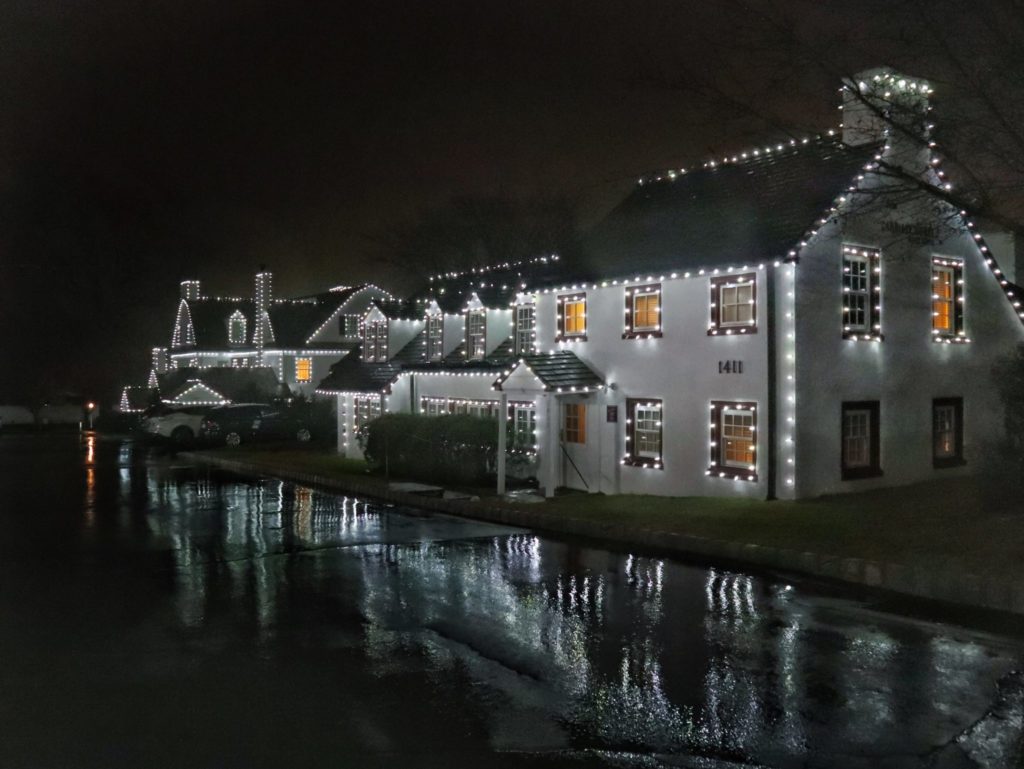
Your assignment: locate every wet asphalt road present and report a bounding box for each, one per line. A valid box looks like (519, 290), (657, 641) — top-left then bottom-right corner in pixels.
(1, 433), (1023, 768)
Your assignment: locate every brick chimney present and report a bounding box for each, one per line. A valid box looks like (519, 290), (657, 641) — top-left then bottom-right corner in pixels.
(180, 280), (201, 301)
(842, 67), (932, 174)
(254, 268), (274, 364)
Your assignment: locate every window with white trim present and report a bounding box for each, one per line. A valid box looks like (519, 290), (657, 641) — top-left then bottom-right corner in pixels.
(709, 274), (756, 335)
(624, 398), (662, 468)
(511, 405), (536, 449)
(467, 311), (486, 360)
(426, 314), (444, 360)
(932, 258), (965, 339)
(353, 396), (382, 430)
(708, 401), (757, 480)
(841, 401), (881, 480)
(842, 245), (882, 340)
(624, 284), (662, 338)
(515, 304), (536, 354)
(364, 321), (388, 362)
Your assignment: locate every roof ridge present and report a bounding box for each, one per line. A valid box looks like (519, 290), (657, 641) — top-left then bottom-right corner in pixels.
(636, 127), (847, 187)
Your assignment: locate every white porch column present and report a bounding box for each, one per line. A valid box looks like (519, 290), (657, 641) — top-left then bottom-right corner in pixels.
(497, 391), (508, 495)
(544, 393), (559, 498)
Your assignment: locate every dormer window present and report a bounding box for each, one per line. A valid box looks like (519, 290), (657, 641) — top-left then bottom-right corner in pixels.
(228, 310), (247, 346)
(515, 304), (536, 354)
(426, 314), (444, 360)
(467, 310), (486, 360)
(364, 320), (388, 362)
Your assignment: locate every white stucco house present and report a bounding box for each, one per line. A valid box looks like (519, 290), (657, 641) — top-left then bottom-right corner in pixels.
(318, 69), (1024, 500)
(119, 269), (394, 410)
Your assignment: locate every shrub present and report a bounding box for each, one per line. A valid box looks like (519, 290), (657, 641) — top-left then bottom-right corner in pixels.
(361, 413), (499, 486)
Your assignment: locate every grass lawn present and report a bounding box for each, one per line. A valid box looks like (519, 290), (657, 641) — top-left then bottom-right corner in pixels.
(196, 444), (1024, 582)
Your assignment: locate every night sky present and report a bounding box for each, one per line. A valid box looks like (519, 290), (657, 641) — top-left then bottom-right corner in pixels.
(0, 0), (991, 403)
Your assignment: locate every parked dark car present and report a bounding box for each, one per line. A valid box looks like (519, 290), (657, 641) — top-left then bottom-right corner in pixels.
(200, 403), (313, 447)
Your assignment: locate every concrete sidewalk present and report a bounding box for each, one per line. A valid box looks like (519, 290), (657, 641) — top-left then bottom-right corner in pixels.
(183, 451), (1024, 617)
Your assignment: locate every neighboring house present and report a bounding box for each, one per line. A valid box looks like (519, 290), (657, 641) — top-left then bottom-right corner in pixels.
(119, 269), (394, 410)
(318, 69), (1024, 500)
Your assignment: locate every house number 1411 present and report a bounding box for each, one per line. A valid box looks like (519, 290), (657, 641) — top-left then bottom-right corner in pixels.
(718, 360), (743, 374)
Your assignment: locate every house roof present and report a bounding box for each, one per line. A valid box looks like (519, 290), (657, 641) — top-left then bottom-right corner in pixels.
(186, 299), (254, 351)
(316, 347), (403, 394)
(580, 136), (882, 279)
(158, 367), (280, 402)
(494, 351), (603, 392)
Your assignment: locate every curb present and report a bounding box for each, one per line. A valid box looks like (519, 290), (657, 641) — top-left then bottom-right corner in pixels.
(182, 452), (1023, 617)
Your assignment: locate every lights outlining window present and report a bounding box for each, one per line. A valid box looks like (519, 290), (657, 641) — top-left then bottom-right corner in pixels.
(467, 310), (486, 359)
(364, 321), (388, 362)
(841, 401), (881, 480)
(708, 401), (757, 481)
(228, 310), (248, 346)
(340, 315), (360, 337)
(556, 293), (587, 341)
(511, 404), (537, 449)
(295, 357), (313, 383)
(709, 274), (756, 335)
(933, 397), (964, 468)
(515, 304), (536, 354)
(420, 396), (499, 418)
(623, 398), (662, 469)
(842, 245), (882, 341)
(932, 258), (966, 341)
(426, 314), (444, 360)
(624, 284), (662, 338)
(564, 403), (586, 444)
(353, 395), (382, 431)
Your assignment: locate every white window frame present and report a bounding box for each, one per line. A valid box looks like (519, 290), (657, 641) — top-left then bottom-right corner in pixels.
(633, 404), (662, 459)
(721, 408), (755, 470)
(843, 409), (872, 469)
(512, 405), (536, 449)
(842, 254), (871, 332)
(631, 290), (661, 332)
(426, 314), (444, 360)
(718, 282), (754, 328)
(467, 311), (486, 360)
(515, 305), (536, 354)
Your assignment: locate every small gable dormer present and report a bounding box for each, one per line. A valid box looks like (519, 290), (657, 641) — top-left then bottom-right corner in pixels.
(461, 292), (514, 361)
(424, 300), (445, 361)
(227, 309), (248, 346)
(361, 305), (389, 362)
(171, 299), (196, 349)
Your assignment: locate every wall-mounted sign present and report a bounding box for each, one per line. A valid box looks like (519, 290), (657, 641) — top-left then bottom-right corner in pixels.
(606, 405), (618, 423)
(718, 360), (744, 374)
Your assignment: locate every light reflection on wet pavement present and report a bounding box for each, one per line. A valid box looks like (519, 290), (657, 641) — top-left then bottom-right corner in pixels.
(1, 434), (1022, 768)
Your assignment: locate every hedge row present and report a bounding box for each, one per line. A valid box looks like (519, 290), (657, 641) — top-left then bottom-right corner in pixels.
(361, 413), (499, 486)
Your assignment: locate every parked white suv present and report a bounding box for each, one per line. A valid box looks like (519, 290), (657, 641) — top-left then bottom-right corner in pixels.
(142, 406), (210, 446)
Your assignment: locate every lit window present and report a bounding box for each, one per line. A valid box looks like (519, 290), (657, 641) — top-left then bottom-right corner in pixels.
(426, 314), (444, 360)
(295, 357), (313, 383)
(709, 401), (757, 480)
(564, 403), (586, 444)
(467, 311), (486, 359)
(932, 258), (964, 338)
(841, 401), (881, 480)
(625, 284), (662, 337)
(624, 398), (662, 467)
(933, 397), (964, 468)
(709, 274), (756, 334)
(557, 293), (587, 340)
(842, 245), (882, 339)
(515, 304), (536, 354)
